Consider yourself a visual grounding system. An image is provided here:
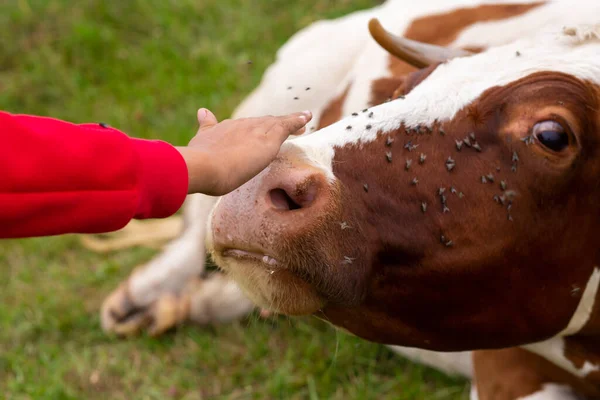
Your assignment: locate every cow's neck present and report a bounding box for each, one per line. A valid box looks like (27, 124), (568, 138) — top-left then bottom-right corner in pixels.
(523, 267), (600, 386)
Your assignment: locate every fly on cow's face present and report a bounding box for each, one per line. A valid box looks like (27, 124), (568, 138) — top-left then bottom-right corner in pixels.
(481, 176), (488, 184)
(440, 235), (453, 247)
(473, 143), (482, 152)
(456, 140), (463, 151)
(294, 97), (299, 100)
(366, 124), (372, 130)
(419, 153), (426, 164)
(404, 141), (418, 152)
(386, 137), (394, 146)
(352, 112), (358, 116)
(411, 177), (419, 185)
(421, 202), (427, 213)
(405, 159), (412, 170)
(341, 256), (355, 265)
(463, 137), (472, 147)
(438, 187), (446, 195)
(368, 112), (374, 118)
(439, 128), (446, 136)
(446, 157), (456, 171)
(486, 174), (495, 183)
(512, 151), (519, 162)
(386, 151), (393, 163)
(346, 125), (352, 130)
(521, 135), (534, 145)
(363, 184), (369, 192)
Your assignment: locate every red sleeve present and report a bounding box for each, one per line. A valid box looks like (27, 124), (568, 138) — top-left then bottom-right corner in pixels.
(0, 111), (189, 238)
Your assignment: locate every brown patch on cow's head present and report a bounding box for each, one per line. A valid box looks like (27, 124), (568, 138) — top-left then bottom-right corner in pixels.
(313, 72), (600, 350)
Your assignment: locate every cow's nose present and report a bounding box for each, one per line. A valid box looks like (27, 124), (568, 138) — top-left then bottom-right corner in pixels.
(265, 171), (323, 211)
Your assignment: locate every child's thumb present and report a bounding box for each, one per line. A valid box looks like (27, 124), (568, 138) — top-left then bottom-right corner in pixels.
(197, 108), (219, 128)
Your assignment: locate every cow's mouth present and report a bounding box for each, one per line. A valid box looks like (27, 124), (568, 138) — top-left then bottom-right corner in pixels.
(222, 249), (279, 267)
(214, 246), (325, 316)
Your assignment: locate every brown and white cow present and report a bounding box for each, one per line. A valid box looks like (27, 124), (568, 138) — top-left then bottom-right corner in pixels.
(100, 0), (600, 398)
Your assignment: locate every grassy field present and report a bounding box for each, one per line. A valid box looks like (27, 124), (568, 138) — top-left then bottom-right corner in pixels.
(0, 1), (468, 398)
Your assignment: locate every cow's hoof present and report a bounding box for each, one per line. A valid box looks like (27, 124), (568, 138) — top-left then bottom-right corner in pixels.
(101, 283), (189, 337)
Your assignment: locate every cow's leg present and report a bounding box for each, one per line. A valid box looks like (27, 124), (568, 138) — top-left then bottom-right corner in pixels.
(472, 348), (592, 400)
(180, 273), (256, 326)
(100, 194), (240, 336)
(105, 273), (256, 336)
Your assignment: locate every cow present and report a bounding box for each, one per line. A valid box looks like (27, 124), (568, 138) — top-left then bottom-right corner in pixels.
(98, 0), (600, 398)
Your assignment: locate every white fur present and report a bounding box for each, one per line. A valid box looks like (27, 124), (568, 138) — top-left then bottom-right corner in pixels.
(387, 346), (474, 378)
(128, 194), (217, 305)
(517, 383), (583, 400)
(470, 384), (479, 400)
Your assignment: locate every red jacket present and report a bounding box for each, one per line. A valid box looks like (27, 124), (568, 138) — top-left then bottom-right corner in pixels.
(0, 111), (188, 238)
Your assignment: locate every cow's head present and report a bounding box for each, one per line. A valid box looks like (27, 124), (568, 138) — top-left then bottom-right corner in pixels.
(207, 21), (600, 351)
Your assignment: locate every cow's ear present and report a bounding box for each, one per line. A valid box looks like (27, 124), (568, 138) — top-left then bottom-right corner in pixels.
(368, 18), (473, 68)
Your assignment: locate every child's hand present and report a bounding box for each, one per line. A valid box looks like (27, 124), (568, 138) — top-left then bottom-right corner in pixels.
(178, 108), (312, 196)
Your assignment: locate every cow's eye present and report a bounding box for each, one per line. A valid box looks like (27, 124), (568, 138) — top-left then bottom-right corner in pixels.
(533, 120), (569, 152)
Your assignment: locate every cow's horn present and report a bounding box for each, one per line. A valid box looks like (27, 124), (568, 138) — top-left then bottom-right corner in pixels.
(368, 18), (473, 68)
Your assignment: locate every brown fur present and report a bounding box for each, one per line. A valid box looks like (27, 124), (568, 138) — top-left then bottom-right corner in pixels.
(319, 71), (600, 348)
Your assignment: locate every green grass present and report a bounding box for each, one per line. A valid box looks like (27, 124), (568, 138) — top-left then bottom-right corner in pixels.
(0, 1), (468, 398)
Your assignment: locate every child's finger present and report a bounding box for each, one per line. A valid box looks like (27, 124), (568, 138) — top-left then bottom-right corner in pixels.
(197, 108), (219, 129)
(269, 111), (312, 142)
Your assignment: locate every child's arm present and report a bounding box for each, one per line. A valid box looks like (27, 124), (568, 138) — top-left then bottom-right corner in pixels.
(0, 109), (310, 238)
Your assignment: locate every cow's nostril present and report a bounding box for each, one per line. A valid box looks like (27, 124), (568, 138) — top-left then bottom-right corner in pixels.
(269, 188), (302, 211)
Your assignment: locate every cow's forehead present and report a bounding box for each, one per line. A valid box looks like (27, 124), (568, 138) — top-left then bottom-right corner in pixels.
(285, 25), (600, 180)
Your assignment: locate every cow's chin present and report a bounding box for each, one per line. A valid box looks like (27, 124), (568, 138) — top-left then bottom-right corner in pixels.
(210, 249), (326, 316)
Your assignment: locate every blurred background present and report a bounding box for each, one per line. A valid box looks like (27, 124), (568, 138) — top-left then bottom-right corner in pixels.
(0, 1), (467, 398)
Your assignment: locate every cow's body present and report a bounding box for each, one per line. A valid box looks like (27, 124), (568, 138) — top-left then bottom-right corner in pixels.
(100, 1), (600, 398)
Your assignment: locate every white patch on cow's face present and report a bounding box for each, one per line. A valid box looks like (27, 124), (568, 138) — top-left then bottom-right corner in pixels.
(284, 23), (600, 181)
